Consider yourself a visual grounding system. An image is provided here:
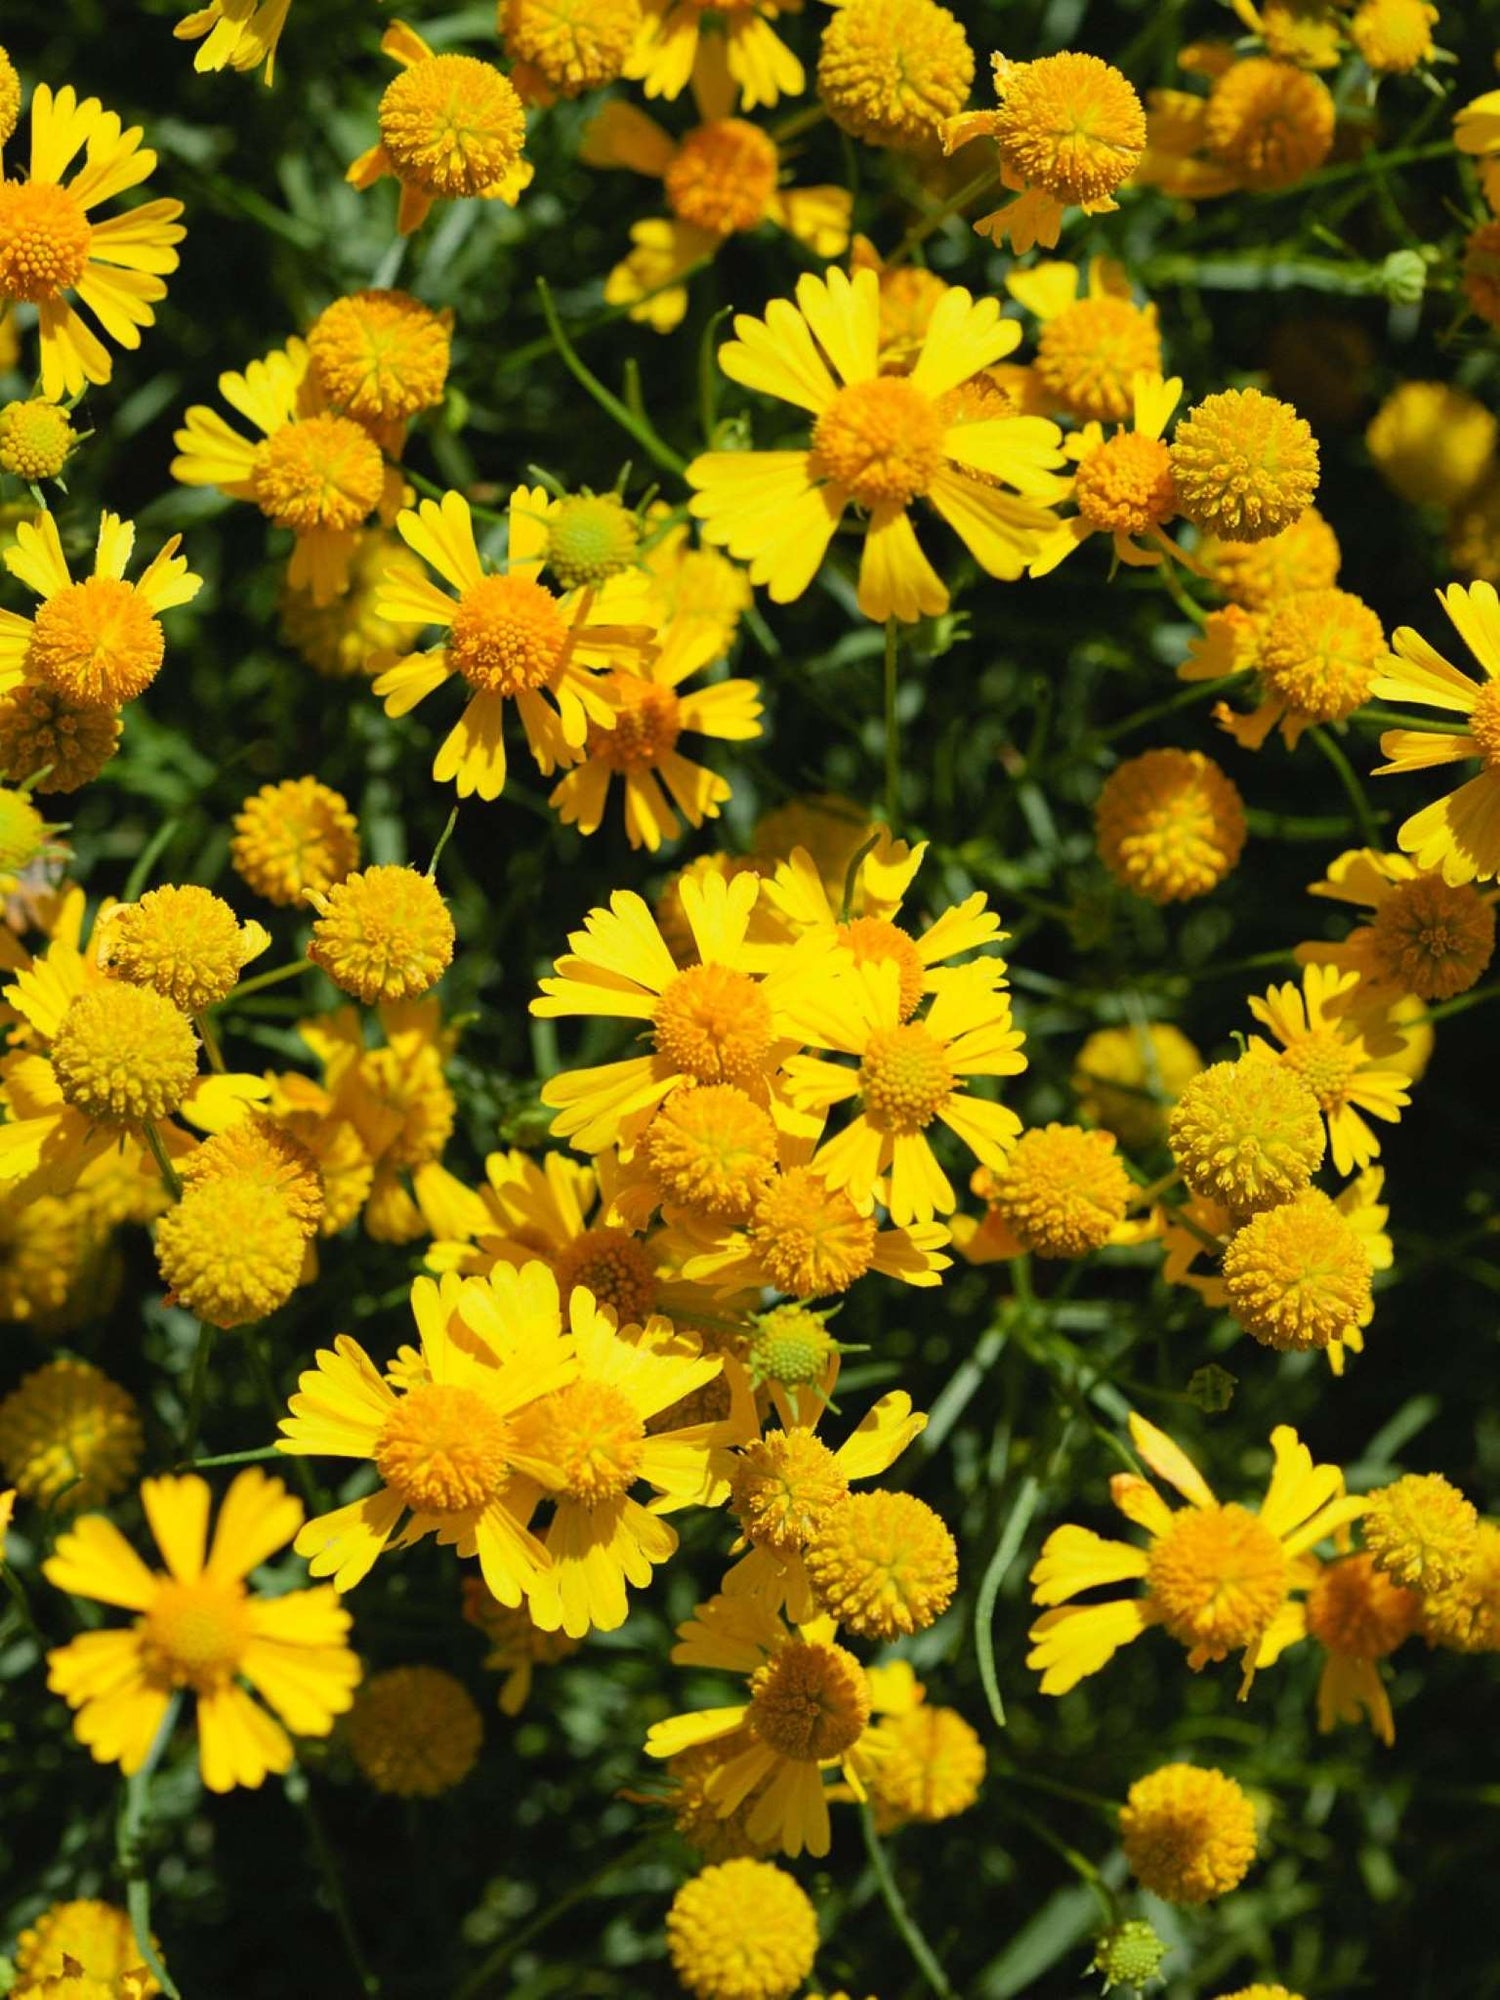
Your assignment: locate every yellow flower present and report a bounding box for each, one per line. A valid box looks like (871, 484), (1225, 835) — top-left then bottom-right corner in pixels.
(180, 1113), (324, 1236)
(817, 0), (974, 153)
(281, 526), (431, 678)
(1300, 1551), (1418, 1744)
(502, 0), (641, 103)
(230, 775), (360, 906)
(1072, 1021), (1202, 1150)
(1005, 258), (1162, 426)
(172, 338), (402, 606)
(687, 266), (1064, 623)
(1416, 1520), (1500, 1654)
(0, 44), (17, 147)
(0, 86), (185, 401)
(550, 617), (763, 850)
(348, 21), (531, 236)
(944, 51), (1146, 253)
(345, 1664), (483, 1795)
(0, 397), (78, 483)
(1200, 505), (1341, 608)
(802, 1487), (957, 1638)
(44, 1469), (360, 1792)
(855, 1666), (984, 1831)
(1119, 1763), (1257, 1904)
(1349, 0), (1439, 73)
(958, 1121), (1135, 1261)
(1203, 585), (1389, 751)
(583, 102), (850, 335)
(462, 1577), (580, 1713)
(626, 0), (803, 113)
(1371, 579), (1500, 885)
(1230, 0), (1342, 67)
(1362, 1470), (1479, 1592)
(1211, 1987), (1305, 2000)
(1366, 381), (1495, 510)
(1221, 1189), (1373, 1353)
(1456, 84), (1500, 216)
(0, 1357), (142, 1512)
(783, 957), (1028, 1225)
(1030, 372), (1186, 575)
(1170, 387), (1319, 543)
(13, 1900), (158, 1993)
(1027, 1412), (1365, 1694)
(1248, 962), (1412, 1174)
(640, 512), (752, 656)
(277, 1262), (578, 1596)
(305, 287), (452, 452)
(0, 511), (201, 712)
(173, 0), (294, 83)
(1094, 747), (1247, 903)
(648, 1593), (873, 1858)
(1299, 846), (1496, 1003)
(97, 884), (269, 1015)
(155, 1172), (309, 1328)
(306, 863), (454, 1005)
(1200, 57), (1333, 190)
(373, 485), (658, 801)
(665, 1859), (819, 2000)
(1168, 1048), (1324, 1215)
(0, 682), (121, 792)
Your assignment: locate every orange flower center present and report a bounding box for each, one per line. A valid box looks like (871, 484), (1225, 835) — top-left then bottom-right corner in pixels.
(1145, 1500), (1289, 1658)
(653, 962), (775, 1089)
(378, 53), (527, 197)
(0, 180), (92, 301)
(664, 119), (780, 234)
(859, 1022), (952, 1132)
(1277, 1029), (1360, 1113)
(1469, 677), (1500, 771)
(447, 572), (570, 695)
(27, 578), (165, 708)
(1074, 432), (1176, 537)
(251, 414), (386, 533)
(811, 376), (945, 510)
(374, 1381), (514, 1514)
(836, 915), (925, 1019)
(523, 1378), (646, 1504)
(747, 1637), (870, 1761)
(751, 1166), (879, 1297)
(591, 677), (682, 770)
(550, 1224), (658, 1324)
(1367, 875), (1496, 1002)
(139, 1576), (251, 1691)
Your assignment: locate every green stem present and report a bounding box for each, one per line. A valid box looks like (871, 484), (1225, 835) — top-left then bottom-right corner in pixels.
(1156, 558), (1208, 628)
(1, 1561), (44, 1646)
(243, 1337), (319, 1510)
(973, 1473), (1040, 1730)
(887, 166), (1000, 267)
(883, 617), (901, 830)
(860, 1806), (958, 2000)
(452, 1835), (660, 2000)
(428, 805), (459, 878)
(1425, 981), (1500, 1023)
(285, 1764), (381, 1995)
(181, 1445), (285, 1470)
(1098, 673), (1245, 744)
(177, 1321), (216, 1465)
(1006, 1803), (1117, 1924)
(123, 817), (183, 905)
(194, 1011), (226, 1074)
(535, 279), (687, 478)
(839, 831), (881, 921)
(770, 102), (829, 146)
(224, 956), (312, 1002)
(119, 1693), (184, 2000)
(142, 1121), (182, 1201)
(1309, 725), (1382, 847)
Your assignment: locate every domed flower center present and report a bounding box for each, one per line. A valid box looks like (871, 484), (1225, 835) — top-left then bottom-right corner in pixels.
(592, 678), (682, 771)
(751, 1166), (878, 1296)
(0, 180), (93, 301)
(747, 1637), (870, 1761)
(859, 1022), (953, 1133)
(447, 572), (570, 696)
(1303, 1552), (1417, 1659)
(731, 1429), (848, 1553)
(308, 293), (452, 424)
(993, 53), (1146, 204)
(1074, 432), (1176, 537)
(664, 120), (780, 235)
(643, 1082), (779, 1221)
(379, 53), (526, 196)
(546, 493), (639, 588)
(27, 579), (165, 709)
(1469, 677), (1500, 771)
(550, 1224), (658, 1325)
(653, 962), (774, 1089)
(51, 984), (198, 1127)
(1145, 1500), (1289, 1657)
(836, 915), (925, 1019)
(524, 1378), (646, 1504)
(811, 377), (945, 511)
(1368, 875), (1496, 1000)
(746, 1304), (838, 1392)
(251, 415), (385, 534)
(1036, 296), (1161, 424)
(139, 1577), (251, 1691)
(1277, 1028), (1360, 1112)
(374, 1381), (514, 1514)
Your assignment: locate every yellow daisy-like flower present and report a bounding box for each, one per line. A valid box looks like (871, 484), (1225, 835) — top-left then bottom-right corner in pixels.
(944, 50), (1146, 253)
(173, 0), (294, 82)
(462, 1576), (581, 1713)
(348, 22), (532, 236)
(640, 512), (753, 658)
(1299, 846), (1497, 1004)
(958, 1121), (1136, 1262)
(372, 485), (658, 802)
(532, 868), (832, 1154)
(626, 0), (804, 113)
(276, 1262), (578, 1598)
(0, 396), (78, 484)
(502, 0), (641, 103)
(306, 863), (454, 1005)
(783, 957), (1028, 1226)
(1005, 258), (1163, 427)
(1349, 0), (1439, 75)
(1371, 579), (1500, 887)
(550, 615), (763, 851)
(1367, 380), (1495, 511)
(1170, 386), (1319, 544)
(281, 526), (431, 679)
(345, 1664), (483, 1796)
(1456, 85), (1500, 217)
(647, 1592), (873, 1859)
(0, 1357), (142, 1513)
(304, 287), (452, 454)
(1200, 506), (1341, 609)
(582, 98), (850, 335)
(0, 510), (201, 713)
(855, 1663), (985, 1832)
(13, 1899), (158, 1993)
(1120, 1763), (1257, 1905)
(230, 775), (360, 907)
(43, 1469), (360, 1792)
(1247, 962), (1411, 1175)
(1030, 372), (1187, 576)
(666, 1858), (818, 2000)
(0, 85), (186, 401)
(1027, 1412), (1365, 1695)
(96, 884), (269, 1015)
(817, 0), (974, 154)
(687, 266), (1064, 624)
(171, 337), (403, 606)
(1299, 1550), (1419, 1744)
(1094, 747), (1247, 904)
(1072, 1020), (1203, 1151)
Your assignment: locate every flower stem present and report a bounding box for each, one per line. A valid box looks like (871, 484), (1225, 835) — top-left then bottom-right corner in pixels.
(177, 1320), (216, 1465)
(428, 805), (460, 878)
(883, 617), (901, 830)
(224, 956), (312, 1002)
(194, 1011), (226, 1073)
(1309, 724), (1383, 847)
(118, 1692), (184, 2000)
(973, 1472), (1040, 1729)
(142, 1121), (182, 1201)
(285, 1763), (382, 1996)
(860, 1805), (958, 2000)
(452, 1834), (661, 2000)
(536, 278), (687, 478)
(887, 167), (1000, 267)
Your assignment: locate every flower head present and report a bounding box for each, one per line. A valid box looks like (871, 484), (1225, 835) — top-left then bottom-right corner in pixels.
(1073, 1021), (1202, 1150)
(1303, 1551), (1418, 1743)
(1007, 260), (1162, 426)
(0, 398), (78, 484)
(1416, 1521), (1500, 1654)
(860, 1679), (985, 1831)
(1302, 846), (1496, 1003)
(0, 1358), (142, 1513)
(173, 0), (294, 82)
(51, 983), (199, 1126)
(1222, 1189), (1373, 1352)
(968, 1121), (1133, 1259)
(1095, 748), (1247, 904)
(307, 864), (454, 1005)
(231, 776), (360, 906)
(98, 885), (268, 1015)
(665, 1859), (819, 2000)
(817, 0), (974, 152)
(1362, 1472), (1479, 1591)
(1201, 506), (1341, 608)
(1120, 1764), (1258, 1904)
(306, 288), (452, 443)
(0, 43), (17, 146)
(1349, 0), (1439, 73)
(802, 1487), (957, 1638)
(1367, 382), (1495, 510)
(345, 1665), (483, 1796)
(502, 0), (640, 101)
(1248, 962), (1411, 1174)
(1089, 1921), (1169, 1994)
(0, 682), (122, 792)
(44, 1469), (359, 1791)
(1202, 58), (1333, 190)
(13, 1900), (157, 1993)
(1169, 1050), (1325, 1214)
(1256, 586), (1388, 725)
(155, 1173), (309, 1328)
(1170, 388), (1318, 542)
(626, 0), (804, 113)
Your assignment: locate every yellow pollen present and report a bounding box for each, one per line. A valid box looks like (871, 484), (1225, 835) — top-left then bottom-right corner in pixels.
(1469, 678), (1500, 771)
(665, 120), (779, 235)
(138, 1577), (250, 1691)
(747, 1637), (870, 1761)
(1221, 1189), (1373, 1352)
(549, 1224), (657, 1323)
(1074, 432), (1177, 538)
(803, 1489), (959, 1639)
(653, 962), (774, 1089)
(155, 1175), (309, 1329)
(448, 571), (569, 695)
(1304, 1552), (1417, 1659)
(990, 51), (1146, 205)
(51, 985), (198, 1127)
(378, 53), (527, 197)
(816, 0), (975, 153)
(1035, 296), (1162, 425)
(1170, 388), (1320, 543)
(837, 915), (926, 1019)
(1145, 1501), (1289, 1659)
(374, 1381), (514, 1513)
(1277, 1026), (1360, 1111)
(1256, 587), (1386, 724)
(859, 1021), (953, 1132)
(0, 180), (93, 302)
(524, 1378), (646, 1504)
(251, 414), (385, 534)
(731, 1430), (848, 1554)
(1367, 875), (1496, 1001)
(27, 579), (165, 709)
(751, 1166), (879, 1295)
(591, 677), (682, 770)
(643, 1082), (779, 1221)
(504, 0), (641, 98)
(811, 376), (946, 511)
(984, 1120), (1132, 1258)
(307, 863), (455, 1005)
